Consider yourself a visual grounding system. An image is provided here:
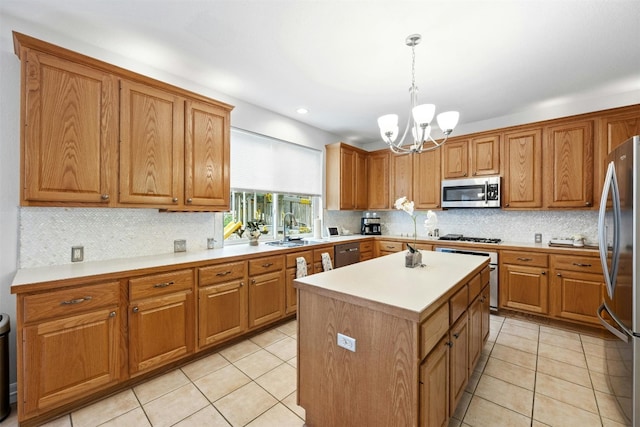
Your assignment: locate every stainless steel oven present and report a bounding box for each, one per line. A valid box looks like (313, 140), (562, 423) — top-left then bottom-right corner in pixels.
(435, 247), (498, 311)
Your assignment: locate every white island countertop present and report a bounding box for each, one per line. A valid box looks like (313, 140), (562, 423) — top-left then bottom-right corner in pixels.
(294, 250), (488, 322)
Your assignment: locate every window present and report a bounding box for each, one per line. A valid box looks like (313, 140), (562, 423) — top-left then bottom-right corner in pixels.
(224, 190), (321, 243)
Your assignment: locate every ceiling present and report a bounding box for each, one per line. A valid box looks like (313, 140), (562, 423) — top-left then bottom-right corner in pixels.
(2, 0), (640, 146)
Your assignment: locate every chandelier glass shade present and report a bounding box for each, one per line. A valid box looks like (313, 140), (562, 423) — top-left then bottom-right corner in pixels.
(377, 34), (459, 154)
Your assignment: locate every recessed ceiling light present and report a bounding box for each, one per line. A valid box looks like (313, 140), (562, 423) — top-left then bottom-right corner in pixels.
(296, 107), (308, 114)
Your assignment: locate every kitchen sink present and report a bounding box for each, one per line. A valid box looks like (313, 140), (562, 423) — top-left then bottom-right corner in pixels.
(266, 240), (307, 248)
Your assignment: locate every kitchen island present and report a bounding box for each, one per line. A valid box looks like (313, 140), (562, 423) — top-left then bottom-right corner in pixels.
(294, 250), (490, 427)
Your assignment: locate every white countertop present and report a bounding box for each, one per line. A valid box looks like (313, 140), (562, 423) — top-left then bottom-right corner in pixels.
(294, 250), (486, 317)
(11, 234), (365, 290)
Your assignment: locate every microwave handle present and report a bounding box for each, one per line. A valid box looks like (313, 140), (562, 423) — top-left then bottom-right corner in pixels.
(484, 181), (488, 205)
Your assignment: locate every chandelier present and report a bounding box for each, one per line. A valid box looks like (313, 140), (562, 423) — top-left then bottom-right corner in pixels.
(377, 34), (459, 154)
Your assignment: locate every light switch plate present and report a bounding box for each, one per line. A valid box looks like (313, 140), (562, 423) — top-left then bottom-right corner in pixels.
(174, 239), (187, 252)
(71, 246), (84, 262)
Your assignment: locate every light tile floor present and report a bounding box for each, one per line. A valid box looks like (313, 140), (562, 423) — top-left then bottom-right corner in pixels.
(1, 314), (630, 426)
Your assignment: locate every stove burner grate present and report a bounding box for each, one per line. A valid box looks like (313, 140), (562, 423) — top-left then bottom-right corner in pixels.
(438, 234), (501, 244)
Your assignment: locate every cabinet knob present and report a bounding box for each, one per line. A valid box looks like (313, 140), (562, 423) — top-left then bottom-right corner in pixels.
(101, 194), (110, 201)
(251, 279), (256, 285)
(453, 332), (460, 339)
(109, 311), (116, 318)
(541, 271), (546, 275)
(585, 201), (592, 206)
(240, 282), (245, 287)
(446, 341), (453, 348)
(187, 198), (193, 203)
(172, 197), (178, 203)
(505, 203), (510, 207)
(556, 273), (561, 276)
(132, 307), (139, 313)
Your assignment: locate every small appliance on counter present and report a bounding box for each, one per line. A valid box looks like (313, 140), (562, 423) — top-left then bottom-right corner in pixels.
(361, 213), (381, 235)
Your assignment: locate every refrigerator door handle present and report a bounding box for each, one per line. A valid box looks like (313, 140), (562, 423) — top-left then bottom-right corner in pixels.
(597, 303), (629, 343)
(598, 161), (621, 299)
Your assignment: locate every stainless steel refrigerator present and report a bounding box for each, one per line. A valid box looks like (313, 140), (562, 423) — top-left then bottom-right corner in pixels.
(597, 135), (640, 426)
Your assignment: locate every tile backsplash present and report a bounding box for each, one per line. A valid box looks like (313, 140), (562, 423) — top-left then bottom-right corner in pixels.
(324, 209), (598, 245)
(20, 207), (598, 268)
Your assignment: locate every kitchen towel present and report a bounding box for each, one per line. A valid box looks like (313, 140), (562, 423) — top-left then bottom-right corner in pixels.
(313, 218), (322, 239)
(321, 252), (333, 271)
(296, 257), (308, 278)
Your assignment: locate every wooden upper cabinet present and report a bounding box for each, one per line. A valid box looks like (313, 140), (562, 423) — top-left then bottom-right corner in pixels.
(442, 138), (469, 179)
(543, 120), (594, 208)
(470, 135), (500, 176)
(502, 127), (542, 209)
(390, 152), (413, 202)
(184, 99), (231, 210)
(367, 150), (390, 210)
(119, 80), (184, 207)
(413, 149), (441, 209)
(325, 142), (368, 210)
(20, 49), (118, 205)
(15, 31), (233, 211)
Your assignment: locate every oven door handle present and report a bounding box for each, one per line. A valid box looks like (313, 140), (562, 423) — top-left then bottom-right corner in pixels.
(484, 181), (488, 205)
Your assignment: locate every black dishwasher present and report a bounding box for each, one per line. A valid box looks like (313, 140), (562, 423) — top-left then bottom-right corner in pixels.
(334, 242), (360, 268)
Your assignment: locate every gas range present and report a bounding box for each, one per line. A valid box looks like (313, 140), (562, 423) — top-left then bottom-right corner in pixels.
(438, 234), (502, 244)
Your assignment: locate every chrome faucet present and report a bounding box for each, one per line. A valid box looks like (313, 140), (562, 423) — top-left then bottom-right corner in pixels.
(283, 212), (297, 242)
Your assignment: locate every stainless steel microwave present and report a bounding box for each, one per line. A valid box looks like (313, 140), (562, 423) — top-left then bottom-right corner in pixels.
(441, 177), (501, 208)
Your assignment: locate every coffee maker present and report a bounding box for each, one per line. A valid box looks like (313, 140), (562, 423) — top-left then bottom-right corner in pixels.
(361, 214), (381, 235)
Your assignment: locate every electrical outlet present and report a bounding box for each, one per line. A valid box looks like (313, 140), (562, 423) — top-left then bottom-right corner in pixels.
(535, 233), (542, 243)
(71, 246), (84, 262)
(337, 333), (356, 352)
(174, 239), (187, 252)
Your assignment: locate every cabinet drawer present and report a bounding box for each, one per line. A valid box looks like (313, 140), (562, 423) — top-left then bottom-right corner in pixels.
(23, 281), (120, 323)
(502, 250), (548, 267)
(468, 273), (482, 301)
(199, 261), (246, 286)
(286, 251), (313, 269)
(313, 248), (334, 263)
(360, 240), (374, 252)
(377, 241), (403, 252)
(130, 269), (193, 301)
(450, 284), (469, 324)
(420, 303), (449, 360)
(249, 255), (284, 276)
(552, 255), (602, 274)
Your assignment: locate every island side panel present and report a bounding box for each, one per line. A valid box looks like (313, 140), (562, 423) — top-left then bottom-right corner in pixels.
(297, 288), (418, 427)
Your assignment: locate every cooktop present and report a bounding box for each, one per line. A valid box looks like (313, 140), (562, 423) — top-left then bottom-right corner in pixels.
(438, 234), (502, 244)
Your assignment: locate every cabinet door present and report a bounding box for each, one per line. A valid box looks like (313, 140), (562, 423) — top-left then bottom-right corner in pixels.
(129, 290), (194, 375)
(22, 50), (117, 205)
(503, 128), (542, 208)
(184, 99), (230, 209)
(470, 135), (500, 176)
(500, 264), (548, 314)
(414, 149), (441, 209)
(119, 80), (184, 206)
(199, 280), (247, 348)
(442, 139), (469, 179)
(22, 308), (120, 415)
(249, 270), (285, 328)
(449, 314), (468, 415)
(390, 152), (413, 201)
(355, 151), (368, 210)
(551, 271), (603, 325)
(543, 120), (594, 208)
(420, 337), (449, 427)
(367, 151), (390, 209)
(468, 296), (483, 372)
(480, 284), (491, 342)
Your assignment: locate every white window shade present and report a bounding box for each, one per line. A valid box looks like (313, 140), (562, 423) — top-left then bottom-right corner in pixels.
(230, 128), (322, 195)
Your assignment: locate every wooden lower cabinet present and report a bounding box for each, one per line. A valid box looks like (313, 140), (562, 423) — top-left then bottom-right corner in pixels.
(376, 240), (404, 257)
(18, 281), (121, 421)
(549, 255), (604, 325)
(128, 269), (195, 376)
(420, 336), (450, 427)
(248, 255), (285, 328)
(500, 251), (549, 314)
(198, 261), (248, 348)
(359, 240), (374, 261)
(449, 313), (469, 415)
